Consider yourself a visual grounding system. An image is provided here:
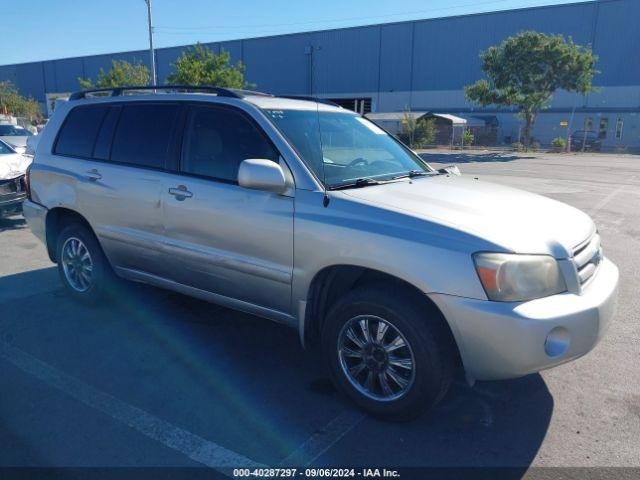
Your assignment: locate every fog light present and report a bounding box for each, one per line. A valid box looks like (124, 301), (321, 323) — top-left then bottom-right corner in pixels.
(545, 327), (570, 357)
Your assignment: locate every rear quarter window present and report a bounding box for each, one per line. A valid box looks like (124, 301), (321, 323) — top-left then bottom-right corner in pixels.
(54, 105), (108, 158)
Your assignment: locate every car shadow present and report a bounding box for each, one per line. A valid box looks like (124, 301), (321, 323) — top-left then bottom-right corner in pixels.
(0, 215), (27, 233)
(0, 267), (553, 474)
(420, 152), (536, 164)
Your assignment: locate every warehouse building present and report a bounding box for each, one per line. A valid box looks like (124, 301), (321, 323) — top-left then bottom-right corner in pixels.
(1, 0), (638, 150)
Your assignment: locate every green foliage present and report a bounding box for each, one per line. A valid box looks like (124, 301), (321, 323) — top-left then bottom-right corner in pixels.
(398, 112), (437, 148)
(462, 128), (474, 147)
(165, 43), (253, 88)
(78, 60), (150, 89)
(0, 81), (42, 121)
(551, 136), (566, 150)
(465, 31), (598, 148)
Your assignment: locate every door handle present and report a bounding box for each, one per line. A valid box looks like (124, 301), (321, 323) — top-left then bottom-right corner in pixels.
(168, 185), (193, 200)
(86, 169), (102, 181)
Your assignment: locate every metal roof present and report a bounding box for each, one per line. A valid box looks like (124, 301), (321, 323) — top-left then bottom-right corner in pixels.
(365, 112), (486, 127)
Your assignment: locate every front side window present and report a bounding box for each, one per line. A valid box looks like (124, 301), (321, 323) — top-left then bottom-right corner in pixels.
(265, 109), (430, 188)
(181, 105), (278, 182)
(110, 103), (180, 169)
(54, 105), (108, 158)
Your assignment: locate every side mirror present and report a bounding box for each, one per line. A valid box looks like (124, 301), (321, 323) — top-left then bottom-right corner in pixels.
(437, 165), (461, 176)
(238, 159), (287, 194)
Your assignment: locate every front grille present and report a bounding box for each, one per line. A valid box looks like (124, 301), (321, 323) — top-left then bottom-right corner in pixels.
(0, 179), (17, 195)
(0, 176), (24, 196)
(572, 233), (602, 286)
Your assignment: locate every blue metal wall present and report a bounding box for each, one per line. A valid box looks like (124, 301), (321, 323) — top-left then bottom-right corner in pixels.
(0, 0), (636, 108)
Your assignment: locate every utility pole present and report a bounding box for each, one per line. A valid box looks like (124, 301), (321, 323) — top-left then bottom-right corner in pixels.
(144, 0), (157, 85)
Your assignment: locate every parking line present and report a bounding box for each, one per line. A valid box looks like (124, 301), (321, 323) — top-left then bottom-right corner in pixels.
(0, 341), (265, 474)
(589, 185), (625, 217)
(278, 410), (364, 466)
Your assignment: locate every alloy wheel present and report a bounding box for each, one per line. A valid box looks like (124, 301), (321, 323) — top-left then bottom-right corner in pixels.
(61, 236), (94, 292)
(337, 315), (416, 401)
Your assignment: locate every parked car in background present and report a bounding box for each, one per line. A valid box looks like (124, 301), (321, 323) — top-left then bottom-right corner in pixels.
(570, 130), (602, 151)
(0, 123), (35, 154)
(24, 86), (619, 419)
(0, 139), (31, 218)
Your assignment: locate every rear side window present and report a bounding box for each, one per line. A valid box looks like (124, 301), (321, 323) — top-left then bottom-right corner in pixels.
(54, 105), (108, 158)
(110, 103), (180, 169)
(181, 105), (278, 182)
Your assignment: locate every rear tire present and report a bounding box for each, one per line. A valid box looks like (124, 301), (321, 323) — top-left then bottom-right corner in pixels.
(56, 223), (114, 305)
(322, 283), (454, 421)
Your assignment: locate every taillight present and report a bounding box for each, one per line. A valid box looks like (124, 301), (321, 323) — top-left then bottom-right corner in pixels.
(25, 164), (32, 200)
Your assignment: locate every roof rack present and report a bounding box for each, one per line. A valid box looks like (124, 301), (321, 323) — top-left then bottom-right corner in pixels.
(68, 85), (253, 101)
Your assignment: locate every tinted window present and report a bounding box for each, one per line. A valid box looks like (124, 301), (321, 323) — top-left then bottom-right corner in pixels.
(55, 105), (108, 157)
(181, 106), (278, 181)
(93, 106), (121, 160)
(111, 103), (180, 168)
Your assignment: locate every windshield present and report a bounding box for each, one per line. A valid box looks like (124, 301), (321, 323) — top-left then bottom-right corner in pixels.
(0, 125), (32, 136)
(265, 109), (431, 188)
(0, 140), (14, 154)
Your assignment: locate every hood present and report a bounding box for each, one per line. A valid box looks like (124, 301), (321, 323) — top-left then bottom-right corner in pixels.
(0, 136), (29, 149)
(0, 153), (32, 180)
(342, 175), (594, 257)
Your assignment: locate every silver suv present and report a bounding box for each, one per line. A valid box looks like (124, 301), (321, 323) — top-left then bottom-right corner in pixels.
(24, 86), (619, 419)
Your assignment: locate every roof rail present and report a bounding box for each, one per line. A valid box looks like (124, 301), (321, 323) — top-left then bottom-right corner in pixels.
(278, 95), (341, 107)
(227, 88), (274, 98)
(68, 85), (249, 101)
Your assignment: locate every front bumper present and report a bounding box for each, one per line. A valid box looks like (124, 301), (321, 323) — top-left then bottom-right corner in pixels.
(0, 193), (26, 218)
(0, 175), (27, 218)
(429, 257), (619, 381)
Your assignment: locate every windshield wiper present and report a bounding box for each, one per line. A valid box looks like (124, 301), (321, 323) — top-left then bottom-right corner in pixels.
(392, 170), (430, 180)
(328, 177), (383, 190)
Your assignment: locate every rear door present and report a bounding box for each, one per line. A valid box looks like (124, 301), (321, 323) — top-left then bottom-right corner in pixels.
(161, 103), (295, 315)
(55, 102), (181, 276)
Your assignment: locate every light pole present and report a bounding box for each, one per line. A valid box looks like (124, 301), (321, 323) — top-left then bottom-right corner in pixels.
(144, 0), (157, 85)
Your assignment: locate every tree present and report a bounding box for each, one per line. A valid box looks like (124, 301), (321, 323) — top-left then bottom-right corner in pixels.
(462, 128), (474, 147)
(398, 111), (437, 148)
(165, 43), (252, 88)
(465, 31), (597, 148)
(78, 59), (150, 89)
(0, 81), (42, 121)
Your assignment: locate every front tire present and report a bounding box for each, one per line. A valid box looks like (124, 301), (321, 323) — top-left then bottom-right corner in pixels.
(322, 283), (454, 421)
(56, 223), (112, 304)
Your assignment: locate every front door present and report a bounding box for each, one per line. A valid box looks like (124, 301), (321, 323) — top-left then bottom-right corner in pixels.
(161, 104), (294, 315)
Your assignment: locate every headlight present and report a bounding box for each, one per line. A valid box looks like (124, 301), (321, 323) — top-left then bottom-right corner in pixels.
(473, 253), (567, 302)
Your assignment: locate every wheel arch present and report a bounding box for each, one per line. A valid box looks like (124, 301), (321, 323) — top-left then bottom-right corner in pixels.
(45, 207), (97, 262)
(303, 264), (462, 368)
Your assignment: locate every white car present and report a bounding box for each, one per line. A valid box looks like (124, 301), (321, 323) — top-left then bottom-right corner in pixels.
(0, 123), (35, 154)
(0, 139), (31, 218)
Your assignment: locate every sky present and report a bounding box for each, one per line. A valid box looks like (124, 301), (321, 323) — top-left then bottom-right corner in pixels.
(2, 0), (585, 66)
